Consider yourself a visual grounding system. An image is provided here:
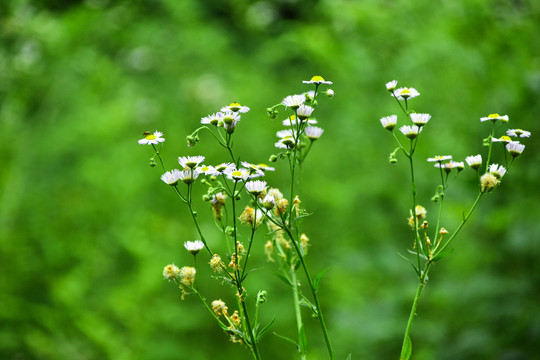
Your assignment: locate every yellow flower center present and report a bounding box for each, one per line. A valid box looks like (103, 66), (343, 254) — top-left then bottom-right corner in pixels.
(401, 89), (411, 95)
(229, 102), (241, 107)
(488, 113), (500, 118)
(500, 135), (511, 142)
(146, 134), (157, 140)
(311, 75), (325, 82)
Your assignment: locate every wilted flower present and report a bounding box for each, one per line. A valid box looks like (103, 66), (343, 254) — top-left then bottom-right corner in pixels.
(180, 266), (196, 286)
(212, 300), (228, 316)
(209, 254), (223, 273)
(480, 173), (500, 192)
(163, 264), (180, 280)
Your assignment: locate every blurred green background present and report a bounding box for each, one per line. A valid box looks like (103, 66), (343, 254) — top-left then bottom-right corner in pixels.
(1, 0), (539, 359)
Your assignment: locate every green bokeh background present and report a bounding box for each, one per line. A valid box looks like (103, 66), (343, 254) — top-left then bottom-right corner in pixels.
(1, 0), (539, 359)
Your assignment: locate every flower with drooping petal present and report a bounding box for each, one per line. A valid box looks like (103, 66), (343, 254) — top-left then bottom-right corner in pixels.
(201, 113), (223, 126)
(241, 161), (265, 178)
(277, 129), (296, 138)
(386, 80), (398, 91)
(256, 163), (275, 172)
(507, 129), (531, 138)
(380, 115), (397, 130)
(506, 142), (525, 157)
(465, 155), (482, 170)
(303, 75), (333, 85)
(488, 164), (506, 178)
(214, 162), (235, 174)
(178, 169), (201, 184)
(399, 125), (421, 139)
(392, 87), (420, 100)
(410, 113), (431, 126)
(178, 155), (205, 169)
(184, 240), (205, 255)
(296, 105), (314, 120)
(282, 94), (306, 109)
(161, 169), (182, 185)
(305, 126), (324, 140)
(480, 113), (509, 122)
(221, 102), (250, 113)
(138, 131), (165, 145)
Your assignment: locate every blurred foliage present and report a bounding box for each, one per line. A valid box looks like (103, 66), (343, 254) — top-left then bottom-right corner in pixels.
(1, 0), (540, 359)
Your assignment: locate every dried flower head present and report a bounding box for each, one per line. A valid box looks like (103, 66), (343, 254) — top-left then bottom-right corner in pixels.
(180, 266), (196, 286)
(163, 264), (180, 280)
(480, 173), (500, 192)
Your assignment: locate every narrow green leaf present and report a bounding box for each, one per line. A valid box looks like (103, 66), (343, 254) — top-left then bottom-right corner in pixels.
(273, 332), (299, 349)
(298, 325), (307, 354)
(400, 335), (412, 360)
(313, 268), (330, 293)
(274, 273), (292, 287)
(256, 318), (275, 341)
(346, 354), (352, 360)
(431, 247), (454, 262)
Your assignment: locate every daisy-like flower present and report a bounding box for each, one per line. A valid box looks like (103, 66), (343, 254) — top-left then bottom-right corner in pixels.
(256, 163), (275, 172)
(296, 104), (314, 120)
(282, 94), (306, 109)
(178, 155), (205, 169)
(392, 87), (420, 100)
(245, 180), (267, 196)
(380, 115), (397, 131)
(303, 75), (333, 85)
(163, 264), (180, 280)
(305, 126), (324, 140)
(465, 154), (482, 170)
(221, 102), (250, 113)
(488, 163), (507, 178)
(399, 125), (421, 139)
(491, 135), (514, 144)
(214, 162), (235, 174)
(241, 161), (265, 177)
(506, 142), (525, 157)
(276, 129), (296, 138)
(282, 115), (317, 126)
(275, 136), (296, 149)
(507, 128), (531, 138)
(138, 131), (165, 145)
(198, 164), (218, 176)
(178, 169), (201, 184)
(184, 240), (205, 255)
(410, 113), (431, 126)
(261, 193), (276, 210)
(480, 113), (509, 122)
(219, 111), (241, 126)
(427, 155), (453, 163)
(201, 113), (223, 126)
(386, 80), (398, 91)
(161, 169), (182, 185)
(225, 167), (251, 181)
(435, 161), (464, 173)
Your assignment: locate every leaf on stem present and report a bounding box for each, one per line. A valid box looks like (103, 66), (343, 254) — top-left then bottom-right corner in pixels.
(256, 317), (276, 342)
(273, 332), (300, 350)
(400, 335), (412, 360)
(313, 268), (330, 293)
(275, 273), (293, 287)
(298, 325), (307, 355)
(431, 247), (454, 262)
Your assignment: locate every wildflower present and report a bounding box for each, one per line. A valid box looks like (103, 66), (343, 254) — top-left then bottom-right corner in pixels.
(507, 128), (531, 138)
(506, 142), (525, 157)
(428, 155), (452, 163)
(488, 164), (506, 178)
(275, 198), (289, 215)
(392, 87), (420, 100)
(212, 300), (228, 316)
(480, 113), (509, 122)
(239, 206), (255, 226)
(303, 75), (333, 85)
(326, 89), (335, 97)
(138, 131), (165, 145)
(268, 188), (283, 200)
(408, 205), (427, 228)
(256, 163), (275, 172)
(198, 165), (218, 176)
(480, 173), (500, 192)
(305, 126), (324, 140)
(219, 111), (241, 133)
(161, 169), (182, 185)
(385, 80), (398, 91)
(221, 102), (250, 113)
(465, 155), (482, 170)
(275, 136), (296, 149)
(178, 155), (205, 169)
(491, 135), (514, 144)
(201, 113), (223, 126)
(282, 94), (306, 109)
(435, 161), (464, 173)
(163, 264), (180, 280)
(230, 310), (241, 327)
(277, 129), (296, 138)
(211, 192), (227, 220)
(296, 104), (314, 120)
(209, 254), (223, 273)
(241, 161), (265, 177)
(399, 125), (421, 139)
(300, 233), (310, 254)
(245, 180), (267, 196)
(262, 193), (276, 210)
(380, 115), (397, 131)
(214, 162), (235, 174)
(180, 266), (196, 286)
(226, 168), (251, 181)
(184, 240), (205, 255)
(178, 169), (201, 184)
(282, 115), (317, 126)
(410, 113), (431, 127)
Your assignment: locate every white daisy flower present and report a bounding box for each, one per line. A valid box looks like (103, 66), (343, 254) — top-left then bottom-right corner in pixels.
(225, 168), (251, 181)
(241, 161), (265, 177)
(399, 125), (421, 139)
(178, 155), (205, 169)
(282, 115), (317, 126)
(488, 164), (507, 178)
(491, 135), (514, 144)
(219, 111), (241, 125)
(380, 115), (397, 131)
(480, 113), (509, 122)
(201, 113), (223, 126)
(282, 94), (306, 109)
(275, 136), (296, 149)
(302, 75), (333, 85)
(465, 155), (482, 170)
(392, 87), (420, 100)
(435, 161), (464, 172)
(184, 240), (205, 255)
(179, 168), (201, 184)
(410, 113), (431, 126)
(507, 129), (531, 138)
(305, 126), (324, 140)
(214, 162), (235, 174)
(506, 142), (525, 157)
(221, 102), (250, 113)
(161, 169), (183, 185)
(245, 180), (267, 195)
(427, 155), (453, 162)
(256, 163), (275, 172)
(138, 131), (165, 145)
(296, 104), (314, 120)
(198, 165), (218, 176)
(276, 129), (296, 138)
(386, 80), (398, 91)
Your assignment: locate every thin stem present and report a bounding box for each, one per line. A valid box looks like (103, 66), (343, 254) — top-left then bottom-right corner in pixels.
(291, 264), (307, 360)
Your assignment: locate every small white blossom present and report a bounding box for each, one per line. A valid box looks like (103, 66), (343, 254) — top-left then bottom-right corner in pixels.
(221, 102), (250, 113)
(245, 180), (267, 195)
(138, 131), (165, 145)
(465, 155), (482, 170)
(506, 142), (525, 157)
(161, 169), (182, 185)
(178, 168), (201, 184)
(392, 87), (420, 100)
(480, 113), (509, 122)
(296, 104), (314, 120)
(303, 75), (332, 85)
(507, 129), (531, 138)
(491, 136), (514, 144)
(326, 89), (335, 97)
(178, 155), (205, 169)
(385, 80), (398, 91)
(198, 165), (219, 176)
(282, 94), (306, 109)
(214, 162), (235, 174)
(282, 116), (317, 126)
(427, 155), (453, 162)
(410, 113), (431, 126)
(399, 125), (421, 139)
(488, 164), (507, 178)
(305, 126), (324, 140)
(201, 113), (223, 126)
(241, 161), (265, 177)
(276, 129), (296, 138)
(275, 136), (296, 149)
(380, 115), (397, 130)
(184, 240), (205, 255)
(256, 164), (275, 172)
(225, 168), (251, 181)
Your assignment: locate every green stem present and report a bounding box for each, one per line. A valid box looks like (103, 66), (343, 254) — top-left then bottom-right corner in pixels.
(291, 264), (307, 360)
